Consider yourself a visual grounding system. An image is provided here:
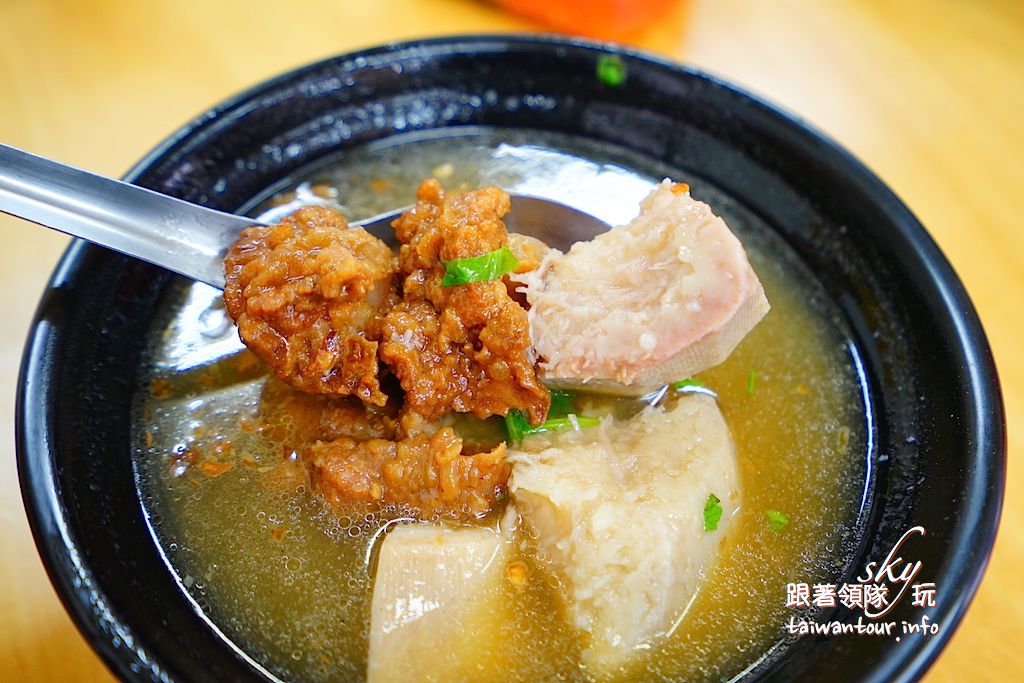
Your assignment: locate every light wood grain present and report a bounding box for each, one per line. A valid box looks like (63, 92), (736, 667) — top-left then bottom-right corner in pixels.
(1, 0), (1019, 680)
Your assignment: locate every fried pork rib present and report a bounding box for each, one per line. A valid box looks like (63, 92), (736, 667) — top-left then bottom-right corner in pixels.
(226, 183), (551, 519)
(224, 207), (399, 405)
(380, 179), (550, 424)
(308, 428), (510, 519)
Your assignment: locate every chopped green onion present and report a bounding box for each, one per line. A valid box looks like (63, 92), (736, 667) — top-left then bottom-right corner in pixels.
(765, 509), (789, 531)
(747, 370), (757, 395)
(704, 493), (723, 531)
(671, 378), (704, 390)
(532, 416), (600, 433)
(548, 390), (576, 417)
(441, 246), (519, 287)
(504, 409), (600, 445)
(504, 410), (531, 445)
(596, 54), (627, 88)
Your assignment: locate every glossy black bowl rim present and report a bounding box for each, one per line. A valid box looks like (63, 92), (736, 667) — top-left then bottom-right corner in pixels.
(16, 34), (1006, 682)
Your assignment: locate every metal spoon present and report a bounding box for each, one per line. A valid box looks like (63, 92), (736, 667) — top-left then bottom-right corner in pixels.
(0, 143), (610, 289)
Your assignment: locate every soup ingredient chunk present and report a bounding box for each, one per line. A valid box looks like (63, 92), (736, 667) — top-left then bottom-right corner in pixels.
(507, 394), (740, 674)
(307, 426), (510, 519)
(380, 179), (550, 424)
(224, 206), (398, 405)
(515, 180), (769, 394)
(367, 517), (515, 683)
(256, 377), (398, 454)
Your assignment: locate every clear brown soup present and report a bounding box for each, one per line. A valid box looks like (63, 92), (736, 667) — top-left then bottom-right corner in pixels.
(134, 129), (867, 682)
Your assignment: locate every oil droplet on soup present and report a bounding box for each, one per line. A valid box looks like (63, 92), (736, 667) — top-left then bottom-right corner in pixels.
(134, 130), (867, 682)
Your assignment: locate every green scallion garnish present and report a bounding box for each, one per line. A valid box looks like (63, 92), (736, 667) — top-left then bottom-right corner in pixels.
(671, 378), (704, 390)
(548, 390), (576, 417)
(765, 509), (789, 531)
(747, 369), (757, 395)
(596, 54), (627, 88)
(441, 246), (519, 287)
(704, 493), (723, 531)
(504, 409), (600, 445)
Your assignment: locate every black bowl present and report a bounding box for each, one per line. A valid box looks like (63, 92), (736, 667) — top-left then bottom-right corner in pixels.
(17, 35), (1004, 682)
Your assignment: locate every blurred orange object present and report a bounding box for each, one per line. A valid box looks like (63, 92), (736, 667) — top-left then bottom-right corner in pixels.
(497, 0), (679, 39)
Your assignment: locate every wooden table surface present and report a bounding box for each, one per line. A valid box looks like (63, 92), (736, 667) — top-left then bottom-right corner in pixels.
(1, 0), (1020, 680)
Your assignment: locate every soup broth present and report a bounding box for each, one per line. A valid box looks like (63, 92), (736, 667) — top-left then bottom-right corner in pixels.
(134, 129), (868, 682)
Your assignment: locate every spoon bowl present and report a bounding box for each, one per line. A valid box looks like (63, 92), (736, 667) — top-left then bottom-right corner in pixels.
(0, 143), (609, 288)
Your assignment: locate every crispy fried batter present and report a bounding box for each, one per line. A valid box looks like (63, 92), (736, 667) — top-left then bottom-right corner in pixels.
(380, 180), (550, 424)
(259, 377), (507, 519)
(308, 428), (510, 519)
(224, 207), (399, 404)
(226, 185), (550, 521)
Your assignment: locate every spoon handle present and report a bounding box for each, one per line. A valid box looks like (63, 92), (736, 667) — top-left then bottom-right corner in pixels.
(0, 143), (255, 288)
(0, 144), (612, 290)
